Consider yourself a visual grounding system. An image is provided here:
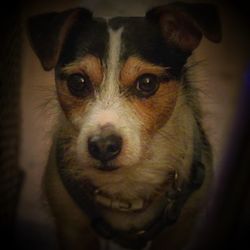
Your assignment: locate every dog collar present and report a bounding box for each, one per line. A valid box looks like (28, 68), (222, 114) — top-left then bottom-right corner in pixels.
(56, 138), (205, 250)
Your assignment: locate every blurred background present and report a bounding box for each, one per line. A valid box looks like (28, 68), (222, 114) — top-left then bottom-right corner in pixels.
(0, 0), (250, 249)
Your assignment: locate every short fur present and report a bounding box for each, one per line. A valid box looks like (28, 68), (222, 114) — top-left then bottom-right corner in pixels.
(27, 2), (221, 250)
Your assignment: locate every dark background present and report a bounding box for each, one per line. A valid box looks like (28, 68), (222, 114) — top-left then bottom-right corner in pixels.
(0, 0), (250, 249)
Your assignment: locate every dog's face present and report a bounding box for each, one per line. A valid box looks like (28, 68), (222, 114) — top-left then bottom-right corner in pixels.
(28, 3), (220, 200)
(56, 17), (185, 169)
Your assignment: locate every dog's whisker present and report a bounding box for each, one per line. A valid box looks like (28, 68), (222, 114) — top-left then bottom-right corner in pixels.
(184, 59), (207, 72)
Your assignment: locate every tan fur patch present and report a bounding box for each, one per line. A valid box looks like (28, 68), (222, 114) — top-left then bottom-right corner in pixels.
(56, 55), (103, 122)
(61, 54), (103, 86)
(56, 79), (89, 123)
(120, 56), (179, 136)
(130, 81), (179, 136)
(120, 56), (170, 86)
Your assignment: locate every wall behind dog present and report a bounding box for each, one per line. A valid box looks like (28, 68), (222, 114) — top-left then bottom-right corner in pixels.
(19, 0), (250, 249)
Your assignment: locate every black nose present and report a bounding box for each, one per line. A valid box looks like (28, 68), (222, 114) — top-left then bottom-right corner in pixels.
(88, 133), (122, 162)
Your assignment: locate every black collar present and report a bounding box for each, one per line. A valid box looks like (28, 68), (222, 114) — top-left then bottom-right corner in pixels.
(56, 138), (205, 250)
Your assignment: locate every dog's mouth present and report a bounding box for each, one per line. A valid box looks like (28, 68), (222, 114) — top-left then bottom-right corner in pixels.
(94, 189), (147, 212)
(92, 170), (180, 213)
(95, 161), (119, 171)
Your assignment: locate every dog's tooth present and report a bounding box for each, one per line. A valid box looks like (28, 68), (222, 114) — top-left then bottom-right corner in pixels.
(131, 199), (144, 211)
(95, 194), (112, 207)
(118, 201), (131, 211)
(136, 230), (146, 236)
(173, 170), (181, 192)
(174, 171), (179, 181)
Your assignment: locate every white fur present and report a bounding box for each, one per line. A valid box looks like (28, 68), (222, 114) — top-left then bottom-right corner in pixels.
(100, 28), (122, 101)
(76, 28), (142, 172)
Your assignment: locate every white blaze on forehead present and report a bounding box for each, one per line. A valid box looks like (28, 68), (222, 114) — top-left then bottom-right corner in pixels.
(76, 26), (142, 168)
(99, 27), (123, 103)
(107, 27), (123, 73)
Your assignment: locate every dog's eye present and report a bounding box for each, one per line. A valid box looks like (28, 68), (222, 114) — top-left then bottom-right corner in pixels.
(67, 73), (92, 98)
(135, 74), (160, 97)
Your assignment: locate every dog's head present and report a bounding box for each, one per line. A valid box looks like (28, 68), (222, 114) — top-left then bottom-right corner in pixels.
(28, 3), (220, 200)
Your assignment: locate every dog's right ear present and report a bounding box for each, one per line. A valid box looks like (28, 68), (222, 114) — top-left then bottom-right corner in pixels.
(27, 8), (92, 71)
(146, 2), (221, 53)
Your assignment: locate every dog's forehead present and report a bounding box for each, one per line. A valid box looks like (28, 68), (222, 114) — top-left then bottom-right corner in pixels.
(58, 16), (188, 73)
(108, 17), (169, 63)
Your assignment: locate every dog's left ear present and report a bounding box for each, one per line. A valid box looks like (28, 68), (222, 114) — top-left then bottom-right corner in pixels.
(146, 2), (222, 52)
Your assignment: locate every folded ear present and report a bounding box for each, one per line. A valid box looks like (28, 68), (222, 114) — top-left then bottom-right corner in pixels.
(27, 8), (92, 70)
(146, 2), (222, 52)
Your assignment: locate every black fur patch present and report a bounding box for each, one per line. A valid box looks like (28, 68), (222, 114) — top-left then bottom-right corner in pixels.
(56, 16), (190, 78)
(109, 17), (190, 77)
(57, 17), (109, 70)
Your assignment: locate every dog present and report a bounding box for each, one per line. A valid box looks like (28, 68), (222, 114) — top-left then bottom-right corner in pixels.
(27, 2), (221, 250)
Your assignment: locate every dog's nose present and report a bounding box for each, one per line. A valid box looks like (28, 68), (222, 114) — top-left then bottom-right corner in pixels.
(88, 133), (122, 162)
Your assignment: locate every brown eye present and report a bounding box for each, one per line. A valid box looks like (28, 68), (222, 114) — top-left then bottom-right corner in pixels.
(67, 73), (92, 98)
(135, 74), (160, 98)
